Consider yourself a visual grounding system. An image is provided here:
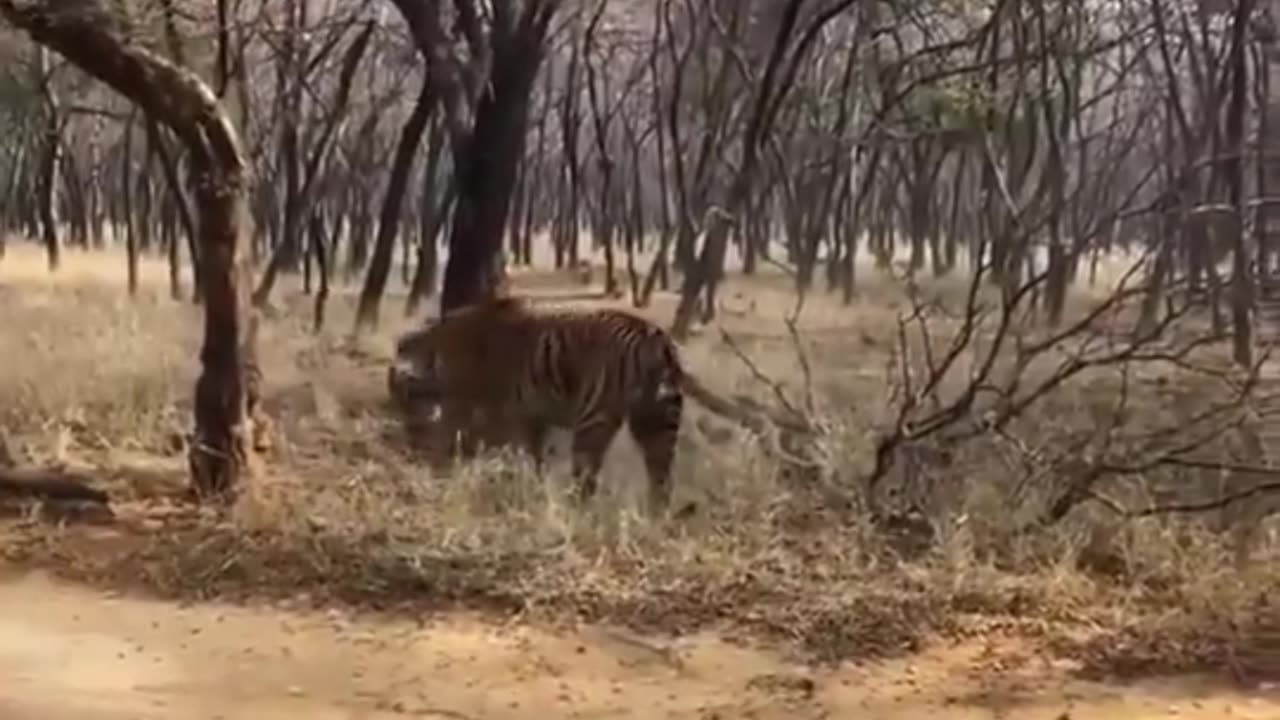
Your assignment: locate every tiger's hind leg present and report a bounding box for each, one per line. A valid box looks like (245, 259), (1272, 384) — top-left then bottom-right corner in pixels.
(570, 414), (625, 504)
(627, 392), (684, 513)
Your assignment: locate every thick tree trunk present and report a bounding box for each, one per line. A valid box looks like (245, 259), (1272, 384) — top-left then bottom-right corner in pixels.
(440, 13), (557, 313)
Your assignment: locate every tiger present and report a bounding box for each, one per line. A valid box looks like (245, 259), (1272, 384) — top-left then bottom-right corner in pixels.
(388, 296), (687, 511)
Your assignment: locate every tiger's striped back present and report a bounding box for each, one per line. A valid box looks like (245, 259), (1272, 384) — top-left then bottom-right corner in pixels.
(520, 307), (683, 412)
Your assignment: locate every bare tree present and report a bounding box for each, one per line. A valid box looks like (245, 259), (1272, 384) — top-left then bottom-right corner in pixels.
(670, 0), (860, 339)
(253, 8), (378, 307)
(0, 0), (258, 500)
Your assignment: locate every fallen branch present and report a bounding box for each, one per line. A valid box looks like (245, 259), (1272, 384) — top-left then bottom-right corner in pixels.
(1092, 479), (1280, 518)
(717, 327), (808, 423)
(0, 467), (110, 504)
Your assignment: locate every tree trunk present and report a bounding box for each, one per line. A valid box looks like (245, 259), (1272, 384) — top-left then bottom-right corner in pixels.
(310, 210), (330, 333)
(355, 75), (435, 332)
(440, 9), (559, 313)
(146, 120), (201, 300)
(1225, 0), (1255, 367)
(121, 110), (139, 294)
(405, 118), (450, 316)
(34, 45), (60, 272)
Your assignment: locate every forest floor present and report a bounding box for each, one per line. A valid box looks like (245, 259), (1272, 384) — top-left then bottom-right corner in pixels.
(0, 243), (1277, 717)
(1, 569), (1276, 720)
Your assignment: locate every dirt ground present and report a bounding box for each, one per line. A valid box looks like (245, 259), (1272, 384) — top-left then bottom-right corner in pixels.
(0, 570), (1273, 720)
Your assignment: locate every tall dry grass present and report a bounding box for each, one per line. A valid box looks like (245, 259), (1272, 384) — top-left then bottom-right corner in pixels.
(0, 240), (1275, 672)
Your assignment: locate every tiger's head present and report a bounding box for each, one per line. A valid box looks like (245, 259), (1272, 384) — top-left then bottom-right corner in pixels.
(388, 323), (447, 419)
(388, 295), (534, 410)
(388, 296), (511, 398)
(389, 296), (535, 463)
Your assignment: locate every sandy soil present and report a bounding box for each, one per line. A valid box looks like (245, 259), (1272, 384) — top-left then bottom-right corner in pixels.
(0, 570), (1275, 720)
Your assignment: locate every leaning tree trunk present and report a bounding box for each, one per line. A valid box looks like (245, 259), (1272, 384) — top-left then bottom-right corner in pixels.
(354, 74), (436, 332)
(0, 0), (259, 501)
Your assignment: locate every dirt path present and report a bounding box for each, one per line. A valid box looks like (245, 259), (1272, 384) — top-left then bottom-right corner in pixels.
(0, 570), (1274, 720)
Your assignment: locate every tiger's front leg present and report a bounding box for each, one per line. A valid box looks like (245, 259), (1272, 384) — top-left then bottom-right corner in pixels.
(429, 398), (482, 470)
(570, 415), (624, 504)
(521, 419), (551, 475)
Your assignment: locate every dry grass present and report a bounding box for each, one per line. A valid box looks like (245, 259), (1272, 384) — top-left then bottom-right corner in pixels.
(0, 240), (1276, 677)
